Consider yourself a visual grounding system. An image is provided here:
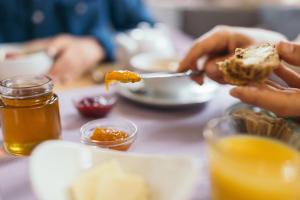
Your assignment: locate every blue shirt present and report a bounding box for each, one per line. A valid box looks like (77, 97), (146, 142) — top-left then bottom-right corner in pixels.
(0, 0), (154, 60)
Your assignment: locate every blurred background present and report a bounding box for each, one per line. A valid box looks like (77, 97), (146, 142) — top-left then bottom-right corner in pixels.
(1, 0), (300, 86)
(147, 0), (300, 40)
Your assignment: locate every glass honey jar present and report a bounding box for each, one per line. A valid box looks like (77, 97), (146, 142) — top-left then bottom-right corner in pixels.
(0, 75), (61, 156)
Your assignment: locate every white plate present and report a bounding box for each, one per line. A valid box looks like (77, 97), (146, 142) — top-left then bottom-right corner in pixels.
(117, 79), (220, 107)
(30, 141), (200, 200)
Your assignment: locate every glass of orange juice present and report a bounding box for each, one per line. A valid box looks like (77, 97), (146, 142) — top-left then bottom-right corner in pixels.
(204, 116), (300, 200)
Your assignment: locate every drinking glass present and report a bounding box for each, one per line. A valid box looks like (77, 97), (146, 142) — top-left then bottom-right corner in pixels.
(203, 116), (300, 200)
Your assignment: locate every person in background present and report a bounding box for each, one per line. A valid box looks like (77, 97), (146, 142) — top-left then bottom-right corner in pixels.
(178, 26), (300, 117)
(0, 0), (154, 83)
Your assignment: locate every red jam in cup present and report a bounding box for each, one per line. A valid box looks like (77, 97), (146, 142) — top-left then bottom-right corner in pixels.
(75, 95), (116, 118)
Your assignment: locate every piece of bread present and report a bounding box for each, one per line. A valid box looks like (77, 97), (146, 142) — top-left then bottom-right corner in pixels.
(218, 43), (280, 85)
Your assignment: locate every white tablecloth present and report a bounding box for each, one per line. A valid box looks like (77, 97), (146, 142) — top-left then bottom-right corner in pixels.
(0, 85), (238, 200)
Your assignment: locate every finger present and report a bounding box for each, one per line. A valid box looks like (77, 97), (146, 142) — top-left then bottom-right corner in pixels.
(191, 74), (204, 85)
(47, 35), (73, 58)
(178, 30), (229, 72)
(203, 54), (232, 84)
(178, 27), (253, 72)
(230, 84), (300, 116)
(277, 41), (300, 66)
(49, 55), (72, 83)
(274, 64), (300, 88)
(49, 65), (72, 84)
(48, 74), (61, 85)
(24, 38), (51, 52)
(204, 59), (225, 84)
(189, 60), (205, 84)
(49, 49), (82, 83)
(265, 80), (286, 90)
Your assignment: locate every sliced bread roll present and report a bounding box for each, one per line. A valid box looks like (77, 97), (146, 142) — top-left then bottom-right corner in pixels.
(218, 43), (280, 85)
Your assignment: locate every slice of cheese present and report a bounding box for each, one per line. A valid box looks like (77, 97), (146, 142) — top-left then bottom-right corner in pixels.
(69, 160), (149, 200)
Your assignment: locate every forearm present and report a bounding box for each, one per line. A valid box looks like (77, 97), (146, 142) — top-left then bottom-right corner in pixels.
(90, 29), (116, 61)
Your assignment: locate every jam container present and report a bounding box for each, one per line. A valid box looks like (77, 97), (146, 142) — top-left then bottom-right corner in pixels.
(0, 75), (61, 156)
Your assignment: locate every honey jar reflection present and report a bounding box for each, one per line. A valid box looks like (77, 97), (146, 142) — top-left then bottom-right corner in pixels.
(0, 75), (61, 156)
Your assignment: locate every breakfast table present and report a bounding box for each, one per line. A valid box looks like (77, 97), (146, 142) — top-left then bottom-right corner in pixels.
(0, 81), (238, 200)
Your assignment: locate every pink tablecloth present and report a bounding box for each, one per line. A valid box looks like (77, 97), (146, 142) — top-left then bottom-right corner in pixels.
(0, 85), (238, 200)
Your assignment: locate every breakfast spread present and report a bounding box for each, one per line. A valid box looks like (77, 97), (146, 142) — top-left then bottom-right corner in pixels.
(218, 43), (280, 85)
(105, 70), (141, 90)
(0, 4), (300, 200)
(69, 160), (150, 200)
(2, 36), (299, 200)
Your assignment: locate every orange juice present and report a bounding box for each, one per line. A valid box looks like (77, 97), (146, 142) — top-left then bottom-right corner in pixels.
(208, 135), (300, 200)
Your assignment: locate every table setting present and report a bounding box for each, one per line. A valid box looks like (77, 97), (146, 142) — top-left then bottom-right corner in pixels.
(0, 82), (239, 200)
(1, 25), (300, 200)
(0, 28), (238, 200)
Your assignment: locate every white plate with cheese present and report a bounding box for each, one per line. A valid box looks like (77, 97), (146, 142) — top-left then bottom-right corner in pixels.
(30, 141), (200, 200)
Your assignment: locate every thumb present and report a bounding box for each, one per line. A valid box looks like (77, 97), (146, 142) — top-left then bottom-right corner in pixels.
(277, 41), (300, 66)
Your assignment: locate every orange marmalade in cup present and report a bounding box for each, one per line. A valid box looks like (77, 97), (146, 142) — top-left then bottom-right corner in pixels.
(90, 127), (130, 151)
(80, 118), (137, 151)
(0, 75), (61, 156)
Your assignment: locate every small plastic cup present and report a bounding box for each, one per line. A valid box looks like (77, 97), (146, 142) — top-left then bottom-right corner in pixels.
(80, 118), (137, 151)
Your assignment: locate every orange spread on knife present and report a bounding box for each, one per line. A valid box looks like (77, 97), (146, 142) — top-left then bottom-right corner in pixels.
(105, 70), (141, 91)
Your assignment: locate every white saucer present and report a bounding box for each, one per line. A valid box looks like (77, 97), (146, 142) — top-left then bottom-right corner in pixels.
(117, 79), (220, 107)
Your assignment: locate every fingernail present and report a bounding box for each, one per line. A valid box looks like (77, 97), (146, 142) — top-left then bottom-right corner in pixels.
(230, 86), (258, 97)
(230, 87), (242, 97)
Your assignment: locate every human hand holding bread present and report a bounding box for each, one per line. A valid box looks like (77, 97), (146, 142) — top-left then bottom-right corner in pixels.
(179, 26), (300, 116)
(230, 41), (300, 117)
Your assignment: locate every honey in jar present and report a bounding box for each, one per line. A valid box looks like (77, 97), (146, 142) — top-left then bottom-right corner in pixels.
(0, 75), (61, 156)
